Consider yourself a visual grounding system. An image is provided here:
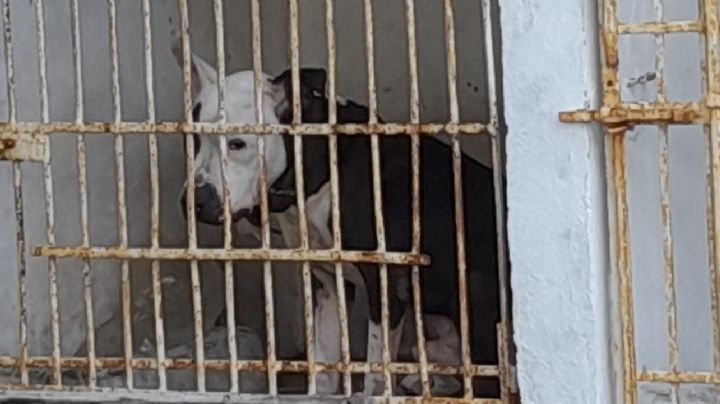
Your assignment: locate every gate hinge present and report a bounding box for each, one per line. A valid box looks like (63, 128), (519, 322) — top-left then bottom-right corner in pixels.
(0, 132), (47, 162)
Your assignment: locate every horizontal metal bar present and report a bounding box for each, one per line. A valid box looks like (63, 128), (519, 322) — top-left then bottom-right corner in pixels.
(560, 103), (708, 125)
(637, 370), (720, 384)
(0, 133), (46, 161)
(33, 246), (430, 266)
(0, 121), (494, 136)
(0, 356), (498, 377)
(0, 388), (504, 404)
(618, 20), (703, 34)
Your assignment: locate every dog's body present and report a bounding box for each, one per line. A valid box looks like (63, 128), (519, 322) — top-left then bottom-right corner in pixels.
(178, 47), (504, 396)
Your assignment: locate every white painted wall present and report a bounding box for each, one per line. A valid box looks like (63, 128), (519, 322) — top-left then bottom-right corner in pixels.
(500, 0), (613, 403)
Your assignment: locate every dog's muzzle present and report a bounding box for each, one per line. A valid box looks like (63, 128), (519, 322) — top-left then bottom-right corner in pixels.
(181, 183), (256, 225)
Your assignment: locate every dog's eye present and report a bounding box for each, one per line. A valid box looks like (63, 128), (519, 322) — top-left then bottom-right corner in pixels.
(228, 139), (247, 151)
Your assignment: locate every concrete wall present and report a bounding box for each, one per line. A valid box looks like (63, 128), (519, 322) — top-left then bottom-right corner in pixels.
(0, 0), (500, 383)
(501, 0), (611, 403)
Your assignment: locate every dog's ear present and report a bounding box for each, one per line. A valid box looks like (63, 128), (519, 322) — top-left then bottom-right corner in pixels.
(268, 70), (291, 123)
(171, 37), (217, 97)
(269, 68), (329, 124)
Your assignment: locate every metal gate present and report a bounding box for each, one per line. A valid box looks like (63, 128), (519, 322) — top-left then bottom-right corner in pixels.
(563, 0), (720, 402)
(0, 0), (511, 402)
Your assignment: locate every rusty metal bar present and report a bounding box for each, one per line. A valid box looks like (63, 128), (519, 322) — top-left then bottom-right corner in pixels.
(0, 388), (503, 404)
(69, 0), (98, 387)
(178, 0), (206, 391)
(0, 121), (492, 136)
(703, 0), (720, 396)
(602, 0), (620, 106)
(2, 0), (28, 386)
(362, 0), (392, 396)
(141, 0), (167, 391)
(286, 0), (320, 396)
(617, 21), (703, 34)
(249, 0), (277, 395)
(13, 163), (28, 385)
(560, 103), (709, 125)
(32, 0), (62, 386)
(33, 246), (429, 266)
(0, 355), (500, 376)
(638, 370), (720, 384)
(405, 0), (430, 398)
(482, 0), (510, 399)
(324, 0), (351, 395)
(212, 0), (239, 394)
(107, 0), (133, 390)
(612, 130), (637, 404)
(444, 0), (473, 398)
(651, 1), (680, 401)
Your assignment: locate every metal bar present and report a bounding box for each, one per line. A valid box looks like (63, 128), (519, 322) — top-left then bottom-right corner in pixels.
(0, 355), (500, 376)
(286, 0), (320, 396)
(107, 0), (133, 390)
(404, 0), (430, 398)
(0, 388), (506, 404)
(703, 0), (720, 107)
(617, 21), (703, 34)
(481, 0), (510, 399)
(69, 0), (98, 387)
(651, 1), (679, 401)
(33, 246), (430, 266)
(178, 0), (206, 391)
(13, 163), (28, 385)
(444, 0), (473, 398)
(32, 0), (62, 385)
(560, 103), (709, 124)
(613, 130), (637, 404)
(141, 0), (167, 391)
(602, 0), (620, 106)
(638, 370), (720, 384)
(249, 0), (277, 395)
(76, 120), (97, 389)
(2, 0), (27, 386)
(362, 0), (392, 396)
(702, 0), (720, 396)
(324, 0), (351, 395)
(212, 0), (239, 394)
(0, 121), (492, 136)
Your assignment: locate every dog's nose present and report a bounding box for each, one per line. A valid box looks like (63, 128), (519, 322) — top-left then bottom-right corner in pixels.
(194, 174), (205, 187)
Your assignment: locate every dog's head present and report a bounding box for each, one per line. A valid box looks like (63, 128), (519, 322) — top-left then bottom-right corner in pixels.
(174, 44), (287, 225)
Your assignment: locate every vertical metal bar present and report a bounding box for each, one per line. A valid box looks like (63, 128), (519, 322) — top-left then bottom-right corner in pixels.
(443, 0), (472, 398)
(212, 0), (239, 394)
(703, 0), (720, 397)
(13, 163), (28, 385)
(286, 0), (319, 395)
(178, 0), (206, 392)
(250, 0), (277, 395)
(602, 0), (621, 106)
(481, 0), (510, 399)
(613, 129), (637, 404)
(33, 0), (62, 385)
(363, 0), (392, 397)
(325, 0), (350, 395)
(107, 0), (134, 389)
(70, 0), (98, 387)
(599, 0), (635, 400)
(141, 0), (167, 391)
(2, 0), (28, 386)
(651, 1), (679, 402)
(404, 0), (430, 397)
